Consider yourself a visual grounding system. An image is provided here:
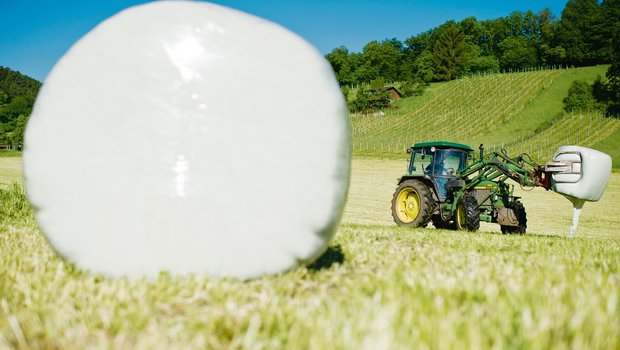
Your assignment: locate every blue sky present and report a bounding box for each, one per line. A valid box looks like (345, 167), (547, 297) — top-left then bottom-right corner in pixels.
(1, 0), (567, 82)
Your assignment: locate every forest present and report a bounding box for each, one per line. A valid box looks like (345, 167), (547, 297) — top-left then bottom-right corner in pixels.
(325, 0), (619, 113)
(326, 0), (619, 85)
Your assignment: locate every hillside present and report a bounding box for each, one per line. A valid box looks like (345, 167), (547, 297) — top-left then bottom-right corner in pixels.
(351, 66), (620, 165)
(0, 67), (41, 100)
(0, 67), (42, 145)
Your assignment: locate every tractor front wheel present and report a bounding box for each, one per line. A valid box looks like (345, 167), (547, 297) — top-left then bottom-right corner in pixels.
(501, 201), (527, 234)
(455, 194), (480, 231)
(391, 180), (435, 227)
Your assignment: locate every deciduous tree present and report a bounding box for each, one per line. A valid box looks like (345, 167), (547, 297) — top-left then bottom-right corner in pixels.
(499, 37), (538, 70)
(557, 0), (605, 66)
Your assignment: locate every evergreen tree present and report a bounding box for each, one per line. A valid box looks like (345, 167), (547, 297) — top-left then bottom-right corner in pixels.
(432, 22), (467, 81)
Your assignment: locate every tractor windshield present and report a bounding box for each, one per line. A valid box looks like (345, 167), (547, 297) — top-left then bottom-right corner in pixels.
(409, 147), (468, 177)
(431, 149), (468, 176)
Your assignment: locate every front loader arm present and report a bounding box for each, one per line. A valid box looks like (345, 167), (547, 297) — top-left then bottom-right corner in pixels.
(457, 150), (548, 189)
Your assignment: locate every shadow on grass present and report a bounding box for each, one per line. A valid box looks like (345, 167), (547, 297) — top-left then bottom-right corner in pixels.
(432, 226), (570, 240)
(307, 245), (345, 271)
(477, 230), (571, 240)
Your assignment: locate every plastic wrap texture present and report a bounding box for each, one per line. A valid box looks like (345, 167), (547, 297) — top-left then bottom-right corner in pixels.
(550, 146), (611, 202)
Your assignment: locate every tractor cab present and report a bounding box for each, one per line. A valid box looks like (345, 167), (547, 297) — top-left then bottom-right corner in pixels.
(406, 141), (473, 201)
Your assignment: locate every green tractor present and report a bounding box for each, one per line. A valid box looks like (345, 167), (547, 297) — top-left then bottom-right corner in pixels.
(391, 141), (550, 233)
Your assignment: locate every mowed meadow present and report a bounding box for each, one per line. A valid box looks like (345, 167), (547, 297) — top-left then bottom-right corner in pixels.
(1, 154), (619, 349)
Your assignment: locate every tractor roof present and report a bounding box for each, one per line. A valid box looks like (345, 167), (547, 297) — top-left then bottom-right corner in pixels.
(412, 141), (473, 151)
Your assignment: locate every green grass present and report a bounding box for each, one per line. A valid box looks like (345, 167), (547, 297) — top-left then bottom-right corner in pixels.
(352, 69), (563, 155)
(498, 110), (620, 163)
(479, 65), (608, 146)
(390, 80), (451, 114)
(0, 157), (22, 188)
(593, 126), (620, 169)
(0, 150), (21, 158)
(1, 158), (618, 348)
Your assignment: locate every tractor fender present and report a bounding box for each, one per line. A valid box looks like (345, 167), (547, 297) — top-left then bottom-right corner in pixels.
(397, 176), (440, 202)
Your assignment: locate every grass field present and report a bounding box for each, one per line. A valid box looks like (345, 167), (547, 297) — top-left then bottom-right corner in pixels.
(0, 157), (22, 188)
(1, 157), (618, 349)
(479, 65), (609, 146)
(594, 127), (620, 169)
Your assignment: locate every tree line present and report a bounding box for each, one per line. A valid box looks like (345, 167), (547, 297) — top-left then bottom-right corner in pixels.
(0, 66), (41, 147)
(326, 0), (619, 86)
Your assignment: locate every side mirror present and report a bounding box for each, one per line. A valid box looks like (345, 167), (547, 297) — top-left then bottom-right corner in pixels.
(406, 147), (412, 154)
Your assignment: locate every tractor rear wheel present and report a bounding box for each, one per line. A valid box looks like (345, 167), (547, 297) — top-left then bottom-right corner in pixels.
(455, 193), (480, 231)
(391, 180), (435, 227)
(501, 201), (527, 234)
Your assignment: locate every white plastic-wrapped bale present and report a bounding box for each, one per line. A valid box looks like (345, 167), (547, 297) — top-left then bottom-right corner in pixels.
(23, 1), (350, 279)
(549, 146), (611, 201)
(548, 146), (612, 236)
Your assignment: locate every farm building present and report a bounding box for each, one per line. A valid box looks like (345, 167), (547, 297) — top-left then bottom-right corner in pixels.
(383, 86), (402, 101)
(369, 85), (403, 102)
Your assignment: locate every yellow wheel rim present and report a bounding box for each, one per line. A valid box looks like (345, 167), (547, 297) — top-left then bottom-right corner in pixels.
(396, 188), (420, 223)
(456, 203), (466, 229)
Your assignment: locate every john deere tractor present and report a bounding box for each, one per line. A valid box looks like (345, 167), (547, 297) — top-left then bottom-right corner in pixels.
(391, 141), (551, 233)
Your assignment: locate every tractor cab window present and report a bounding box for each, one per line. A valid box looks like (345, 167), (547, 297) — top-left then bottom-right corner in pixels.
(430, 149), (468, 177)
(409, 148), (433, 176)
(409, 147), (469, 177)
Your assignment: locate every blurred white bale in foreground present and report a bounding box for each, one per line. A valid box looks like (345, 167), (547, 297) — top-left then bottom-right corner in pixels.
(23, 1), (350, 279)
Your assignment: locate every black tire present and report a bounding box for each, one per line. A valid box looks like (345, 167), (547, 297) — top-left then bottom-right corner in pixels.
(455, 193), (480, 231)
(391, 180), (435, 227)
(500, 201), (527, 234)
